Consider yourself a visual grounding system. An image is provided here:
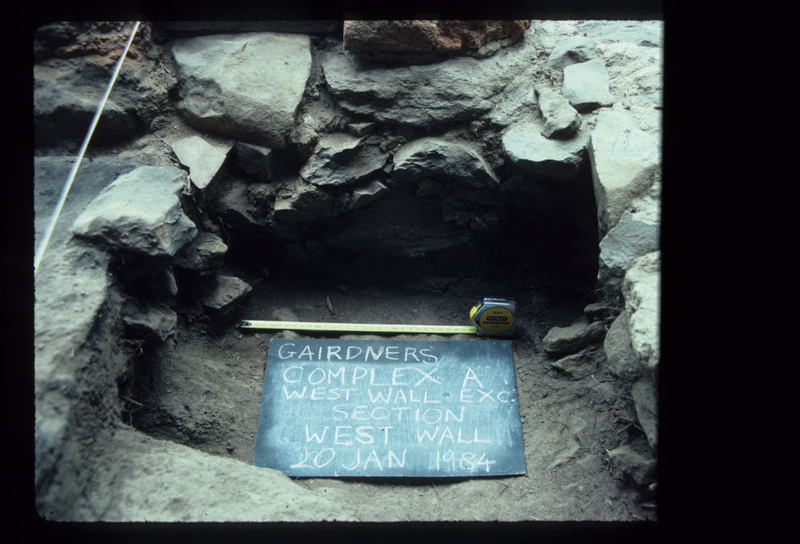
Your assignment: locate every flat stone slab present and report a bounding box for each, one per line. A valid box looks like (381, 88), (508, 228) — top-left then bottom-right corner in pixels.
(170, 135), (232, 191)
(502, 121), (589, 181)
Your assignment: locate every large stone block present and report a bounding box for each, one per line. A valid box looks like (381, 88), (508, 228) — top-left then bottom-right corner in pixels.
(171, 32), (312, 148)
(589, 108), (660, 233)
(320, 31), (535, 127)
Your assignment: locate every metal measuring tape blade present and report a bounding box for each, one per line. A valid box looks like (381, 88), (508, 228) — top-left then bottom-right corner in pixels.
(239, 297), (517, 338)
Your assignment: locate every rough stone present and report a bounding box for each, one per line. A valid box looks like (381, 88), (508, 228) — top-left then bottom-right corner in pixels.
(350, 180), (389, 210)
(393, 137), (499, 187)
(583, 302), (613, 321)
(543, 317), (606, 357)
(34, 44), (173, 146)
(200, 275), (252, 314)
(550, 347), (600, 379)
(502, 121), (589, 181)
(603, 310), (642, 382)
(121, 299), (178, 342)
(589, 108), (660, 233)
(71, 166), (197, 259)
(170, 135), (232, 191)
(342, 20), (531, 64)
(320, 32), (535, 127)
(631, 378), (658, 449)
(171, 32), (312, 148)
(562, 59), (614, 112)
(622, 251), (660, 371)
(299, 133), (388, 187)
(35, 157), (140, 254)
(174, 232), (228, 276)
(231, 142), (274, 182)
(598, 187), (660, 282)
(535, 86), (581, 139)
(272, 178), (340, 234)
(547, 36), (598, 69)
(606, 444), (655, 487)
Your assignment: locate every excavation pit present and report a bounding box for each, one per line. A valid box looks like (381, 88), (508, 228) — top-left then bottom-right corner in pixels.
(34, 19), (661, 522)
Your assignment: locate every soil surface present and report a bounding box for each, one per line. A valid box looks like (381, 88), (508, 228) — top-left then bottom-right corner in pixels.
(129, 265), (654, 521)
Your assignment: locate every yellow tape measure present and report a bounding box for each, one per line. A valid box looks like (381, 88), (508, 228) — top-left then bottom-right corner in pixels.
(239, 297), (516, 338)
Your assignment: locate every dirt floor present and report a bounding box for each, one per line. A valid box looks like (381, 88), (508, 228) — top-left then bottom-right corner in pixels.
(126, 263), (655, 521)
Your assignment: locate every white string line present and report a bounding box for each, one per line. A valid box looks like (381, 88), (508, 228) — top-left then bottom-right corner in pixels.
(34, 20), (141, 274)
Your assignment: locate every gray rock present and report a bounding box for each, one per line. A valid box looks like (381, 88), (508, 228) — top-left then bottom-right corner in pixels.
(547, 36), (598, 69)
(606, 444), (655, 487)
(272, 178), (340, 233)
(583, 302), (613, 321)
(502, 121), (589, 181)
(603, 310), (642, 382)
(631, 378), (658, 449)
(535, 86), (581, 139)
(393, 137), (499, 187)
(589, 108), (660, 233)
(201, 275), (252, 313)
(35, 156), (139, 255)
(232, 142), (274, 182)
(320, 36), (535, 127)
(623, 251), (660, 371)
(208, 176), (268, 231)
(562, 59), (614, 112)
(170, 135), (232, 191)
(300, 133), (388, 187)
(71, 166), (197, 259)
(122, 300), (178, 342)
(171, 32), (312, 148)
(598, 189), (660, 282)
(550, 347), (599, 379)
(349, 180), (388, 210)
(543, 317), (606, 357)
(174, 232), (228, 276)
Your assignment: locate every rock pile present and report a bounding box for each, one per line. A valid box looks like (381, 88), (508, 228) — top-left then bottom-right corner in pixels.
(33, 19), (663, 520)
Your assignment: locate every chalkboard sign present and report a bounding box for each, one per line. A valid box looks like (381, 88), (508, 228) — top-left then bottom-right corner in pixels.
(253, 338), (526, 478)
